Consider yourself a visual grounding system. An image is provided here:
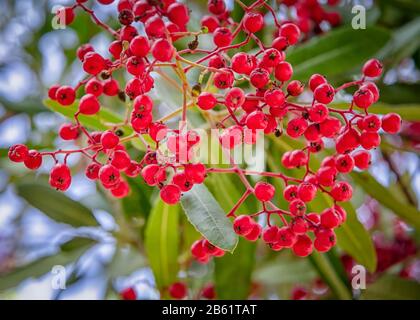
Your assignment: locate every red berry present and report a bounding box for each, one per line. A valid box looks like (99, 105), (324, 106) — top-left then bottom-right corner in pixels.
(289, 199), (306, 215)
(110, 180), (130, 198)
(360, 131), (380, 150)
(167, 3), (189, 26)
(99, 164), (121, 188)
(352, 150), (371, 170)
(201, 284), (216, 300)
(8, 144), (29, 162)
(335, 128), (360, 154)
(130, 35), (150, 57)
(297, 182), (317, 202)
(287, 80), (304, 96)
(314, 83), (334, 104)
(184, 163), (206, 184)
(109, 40), (123, 59)
(152, 39), (174, 62)
(24, 150), (42, 170)
(209, 55), (226, 69)
(264, 89), (285, 108)
(101, 130), (120, 149)
(320, 207), (341, 228)
(77, 44), (94, 61)
(279, 23), (300, 45)
(361, 82), (379, 102)
(197, 92), (217, 110)
(309, 74), (327, 91)
(304, 124), (321, 142)
(48, 84), (60, 100)
(85, 162), (101, 180)
(381, 113), (401, 134)
(213, 68), (234, 89)
(233, 215), (254, 236)
(314, 228), (336, 252)
(208, 0), (226, 15)
(319, 116), (341, 138)
(160, 184), (181, 205)
(331, 181), (353, 202)
(57, 7), (75, 25)
(213, 27), (232, 47)
(243, 12), (264, 33)
(246, 110), (268, 130)
(274, 62), (293, 82)
(59, 124), (79, 140)
(226, 88), (245, 109)
(49, 163), (72, 191)
(262, 48), (284, 68)
(276, 226), (297, 248)
(250, 68), (270, 88)
(362, 59), (383, 78)
(354, 88), (374, 109)
(291, 217), (308, 234)
(317, 166), (337, 187)
(254, 181), (275, 202)
(262, 225), (279, 243)
(85, 78), (103, 97)
(56, 86), (76, 106)
(309, 103), (329, 123)
(82, 52), (106, 75)
(79, 94), (100, 115)
(289, 150), (308, 167)
(284, 184), (298, 201)
(362, 114), (381, 132)
(272, 36), (289, 51)
(145, 15), (166, 38)
(111, 150), (131, 170)
(287, 118), (308, 138)
(201, 15), (219, 33)
(126, 56), (146, 76)
(169, 282), (187, 300)
(335, 154), (355, 173)
(103, 78), (120, 96)
(244, 223), (262, 241)
(191, 239), (207, 259)
(172, 172), (193, 192)
(120, 287), (136, 300)
(292, 234), (313, 257)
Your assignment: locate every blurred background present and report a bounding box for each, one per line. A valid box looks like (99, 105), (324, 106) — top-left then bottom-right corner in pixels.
(0, 0), (419, 300)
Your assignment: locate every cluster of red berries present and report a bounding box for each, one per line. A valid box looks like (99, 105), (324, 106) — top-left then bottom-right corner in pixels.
(9, 0), (402, 264)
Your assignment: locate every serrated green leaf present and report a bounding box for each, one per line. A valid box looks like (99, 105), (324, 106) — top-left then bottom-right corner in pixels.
(17, 183), (98, 227)
(351, 172), (420, 229)
(0, 237), (96, 292)
(145, 199), (180, 290)
(287, 27), (391, 80)
(180, 183), (238, 252)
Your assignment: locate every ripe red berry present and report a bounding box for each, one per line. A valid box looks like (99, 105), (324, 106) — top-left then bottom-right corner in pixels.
(361, 82), (379, 102)
(56, 86), (76, 106)
(23, 150), (42, 170)
(314, 83), (335, 104)
(297, 182), (317, 202)
(287, 80), (304, 96)
(244, 223), (262, 241)
(85, 162), (101, 180)
(308, 103), (329, 123)
(213, 27), (232, 47)
(201, 15), (219, 33)
(152, 39), (174, 62)
(287, 118), (308, 138)
(111, 150), (131, 170)
(243, 12), (264, 33)
(8, 144), (29, 162)
(246, 110), (268, 130)
(101, 130), (120, 149)
(362, 59), (383, 78)
(283, 184), (298, 201)
(130, 35), (150, 57)
(82, 52), (106, 75)
(213, 68), (234, 89)
(317, 166), (337, 187)
(362, 114), (381, 132)
(309, 74), (327, 91)
(167, 3), (189, 26)
(289, 199), (306, 215)
(274, 62), (293, 82)
(120, 287), (136, 300)
(99, 164), (121, 188)
(201, 284), (216, 300)
(353, 88), (374, 109)
(57, 7), (75, 25)
(103, 78), (120, 96)
(331, 181), (353, 202)
(48, 84), (60, 100)
(208, 0), (226, 15)
(352, 150), (371, 170)
(79, 94), (100, 115)
(49, 163), (72, 191)
(262, 225), (279, 243)
(335, 154), (355, 173)
(279, 23), (300, 45)
(160, 184), (181, 205)
(264, 89), (285, 108)
(291, 217), (308, 235)
(168, 282), (187, 300)
(262, 48), (284, 68)
(381, 113), (401, 134)
(292, 234), (313, 257)
(233, 215), (254, 236)
(145, 15), (166, 38)
(320, 207), (341, 228)
(289, 150), (308, 167)
(360, 131), (380, 150)
(335, 128), (360, 154)
(254, 181), (275, 202)
(110, 180), (130, 198)
(85, 78), (103, 97)
(250, 68), (270, 88)
(226, 87), (245, 108)
(276, 226), (297, 248)
(184, 163), (206, 184)
(314, 228), (336, 252)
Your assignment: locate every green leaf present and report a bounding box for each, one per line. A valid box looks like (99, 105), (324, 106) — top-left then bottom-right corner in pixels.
(206, 173), (256, 299)
(379, 17), (420, 64)
(144, 199), (180, 290)
(361, 275), (420, 300)
(331, 102), (420, 121)
(377, 84), (420, 104)
(287, 27), (391, 80)
(122, 178), (153, 219)
(351, 172), (420, 229)
(16, 183), (98, 227)
(0, 237), (96, 292)
(43, 99), (131, 134)
(254, 258), (316, 285)
(180, 183), (238, 252)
